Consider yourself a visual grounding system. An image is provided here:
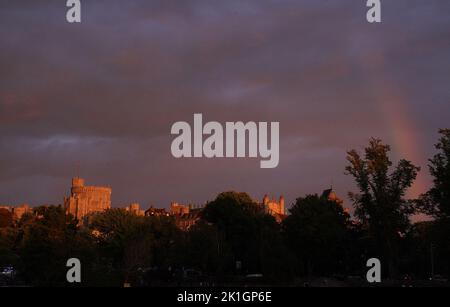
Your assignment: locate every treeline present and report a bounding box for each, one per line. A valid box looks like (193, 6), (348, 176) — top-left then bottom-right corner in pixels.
(0, 129), (449, 287)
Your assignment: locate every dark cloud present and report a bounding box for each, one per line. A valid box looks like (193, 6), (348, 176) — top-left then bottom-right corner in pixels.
(1, 1), (450, 214)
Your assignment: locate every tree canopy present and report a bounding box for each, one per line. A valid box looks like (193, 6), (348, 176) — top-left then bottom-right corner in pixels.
(346, 138), (420, 277)
(420, 129), (450, 219)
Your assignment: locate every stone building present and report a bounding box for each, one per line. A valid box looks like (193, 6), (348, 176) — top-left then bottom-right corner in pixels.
(261, 195), (286, 222)
(170, 202), (191, 215)
(12, 204), (32, 220)
(173, 208), (202, 231)
(145, 206), (170, 217)
(262, 195), (285, 215)
(64, 177), (111, 224)
(0, 204), (32, 221)
(321, 188), (344, 205)
(165, 202), (204, 230)
(125, 202), (145, 216)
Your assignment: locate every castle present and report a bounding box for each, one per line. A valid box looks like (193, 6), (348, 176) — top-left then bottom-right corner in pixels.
(64, 177), (112, 223)
(60, 177), (343, 229)
(168, 202), (204, 231)
(262, 195), (285, 221)
(124, 202), (146, 216)
(0, 204), (32, 221)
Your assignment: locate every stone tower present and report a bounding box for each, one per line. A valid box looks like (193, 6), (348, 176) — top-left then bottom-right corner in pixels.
(64, 177), (111, 224)
(279, 195), (285, 215)
(263, 194), (270, 206)
(262, 194), (286, 216)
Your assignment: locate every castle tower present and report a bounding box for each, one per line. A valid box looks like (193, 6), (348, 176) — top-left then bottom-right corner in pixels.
(130, 202), (140, 212)
(64, 177), (111, 224)
(263, 194), (270, 206)
(72, 177), (85, 188)
(127, 202), (145, 216)
(279, 196), (285, 215)
(170, 202), (190, 215)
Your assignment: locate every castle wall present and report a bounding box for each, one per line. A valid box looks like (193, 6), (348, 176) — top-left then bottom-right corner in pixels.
(125, 202), (145, 216)
(0, 204), (31, 221)
(262, 195), (285, 216)
(64, 178), (111, 223)
(170, 202), (190, 215)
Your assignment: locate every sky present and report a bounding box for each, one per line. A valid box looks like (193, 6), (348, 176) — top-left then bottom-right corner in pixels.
(1, 0), (450, 214)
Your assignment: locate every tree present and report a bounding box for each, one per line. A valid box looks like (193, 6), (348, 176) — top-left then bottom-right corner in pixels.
(18, 206), (80, 286)
(416, 129), (450, 278)
(185, 221), (221, 275)
(0, 227), (19, 269)
(419, 129), (450, 219)
(202, 191), (266, 275)
(89, 209), (184, 286)
(346, 138), (420, 278)
(0, 208), (13, 228)
(201, 191), (292, 281)
(202, 191), (264, 225)
(282, 194), (351, 277)
(89, 209), (153, 285)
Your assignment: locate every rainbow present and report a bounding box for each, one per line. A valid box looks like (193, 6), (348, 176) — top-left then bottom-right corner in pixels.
(357, 51), (429, 198)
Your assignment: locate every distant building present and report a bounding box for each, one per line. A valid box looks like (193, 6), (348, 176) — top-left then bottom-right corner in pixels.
(174, 209), (202, 231)
(58, 177), (348, 230)
(0, 204), (32, 221)
(262, 195), (286, 222)
(145, 206), (169, 217)
(12, 204), (32, 220)
(168, 202), (203, 230)
(64, 177), (111, 224)
(169, 196), (289, 229)
(125, 202), (145, 216)
(262, 195), (285, 215)
(0, 205), (11, 213)
(321, 188), (344, 205)
(170, 202), (190, 215)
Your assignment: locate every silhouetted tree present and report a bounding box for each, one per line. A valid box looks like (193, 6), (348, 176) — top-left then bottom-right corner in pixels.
(346, 138), (420, 278)
(89, 209), (153, 285)
(282, 194), (351, 277)
(89, 209), (183, 286)
(185, 221), (222, 275)
(0, 227), (19, 269)
(400, 221), (434, 279)
(201, 191), (292, 281)
(202, 192), (265, 275)
(419, 129), (450, 219)
(416, 129), (450, 278)
(18, 206), (79, 286)
(0, 208), (13, 228)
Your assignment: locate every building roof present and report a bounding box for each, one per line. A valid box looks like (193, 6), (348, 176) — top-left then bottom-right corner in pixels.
(321, 188), (343, 203)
